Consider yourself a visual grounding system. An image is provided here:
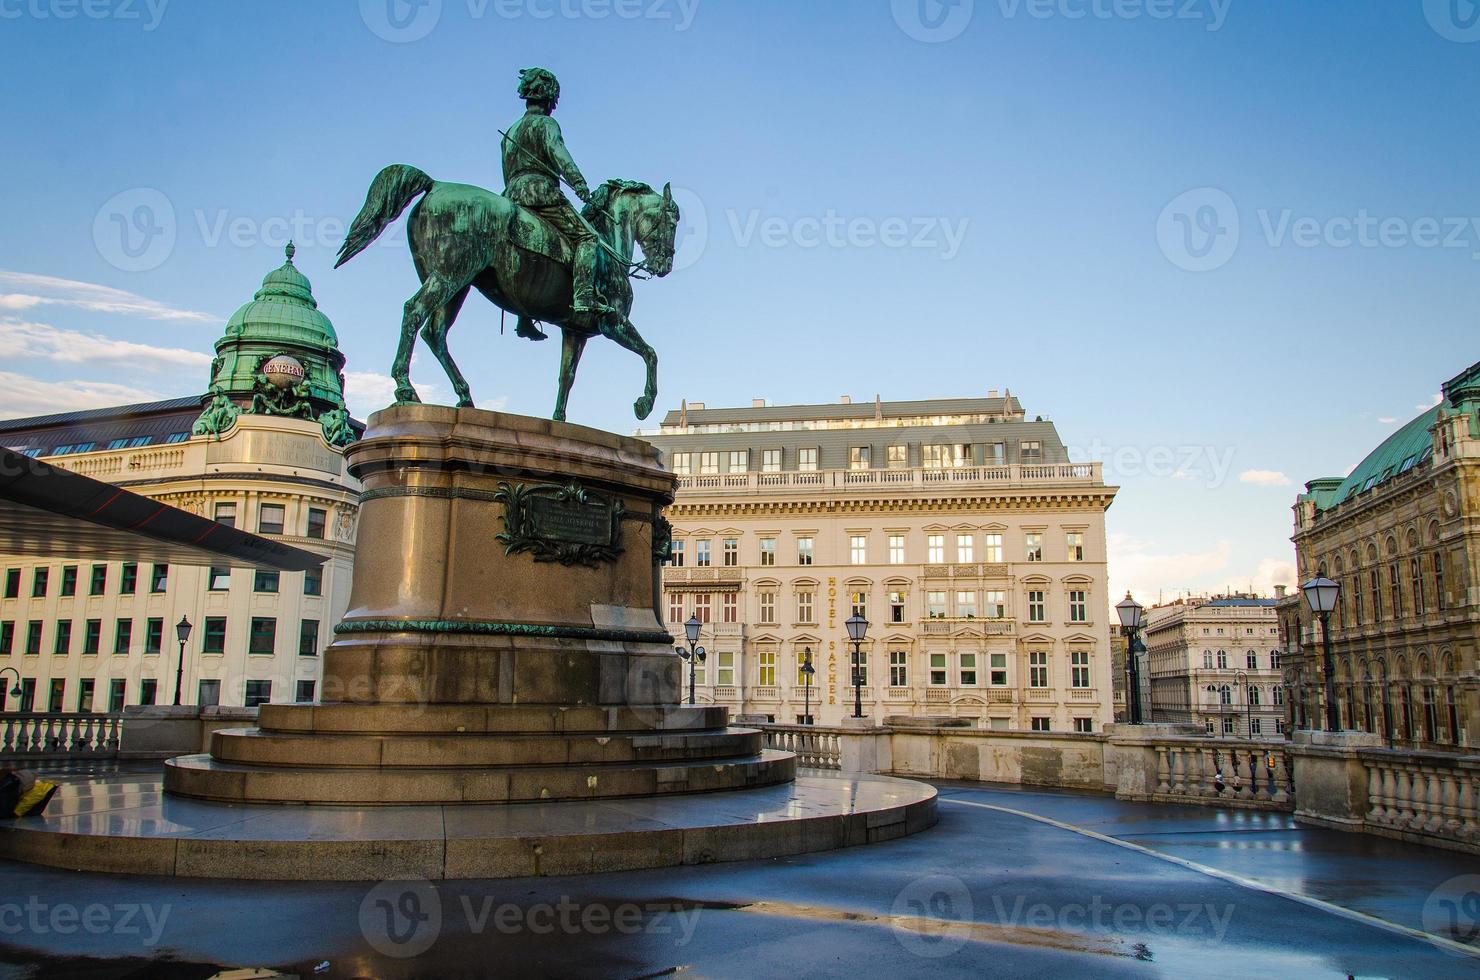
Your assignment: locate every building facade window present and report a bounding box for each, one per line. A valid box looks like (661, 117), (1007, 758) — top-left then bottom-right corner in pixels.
(244, 680), (272, 708)
(209, 567), (231, 591)
(31, 568), (47, 597)
(60, 566), (77, 597)
(1031, 716), (1051, 732)
(927, 591), (947, 618)
(695, 539), (711, 567)
(1071, 651), (1090, 688)
(888, 534), (905, 564)
(258, 503), (286, 535)
(955, 591), (976, 618)
(306, 507), (327, 539)
(927, 534), (944, 564)
(959, 652), (977, 686)
(113, 619), (131, 655)
(850, 535), (867, 565)
(798, 448), (818, 471)
(797, 537), (813, 565)
(723, 538), (738, 567)
(956, 534), (973, 563)
(716, 651), (735, 686)
(299, 619), (320, 656)
(984, 533), (1003, 563)
(762, 449), (781, 472)
(849, 447), (870, 470)
(254, 570), (280, 593)
(671, 452), (691, 475)
(120, 562), (137, 594)
(82, 619), (100, 655)
(722, 592), (738, 623)
(1029, 651), (1048, 688)
(887, 445), (907, 468)
(670, 541), (685, 567)
(694, 593), (711, 623)
(24, 621), (42, 655)
(1067, 532), (1084, 561)
(1068, 590), (1087, 623)
(758, 649), (776, 686)
(796, 591), (814, 624)
(990, 652), (1008, 685)
(699, 452), (719, 475)
(984, 590), (1006, 619)
(929, 652), (947, 685)
(850, 591), (867, 620)
(249, 617), (276, 655)
(203, 617), (226, 654)
(728, 450), (749, 472)
(758, 591), (776, 624)
(668, 592), (684, 624)
(214, 502), (237, 527)
(1246, 650), (1258, 669)
(889, 650), (907, 686)
(296, 680), (316, 703)
(144, 618), (163, 654)
(1027, 590), (1045, 623)
(889, 591), (906, 623)
(53, 620), (71, 655)
(1025, 533), (1042, 562)
(3, 568), (18, 598)
(149, 563), (168, 593)
(760, 537), (775, 566)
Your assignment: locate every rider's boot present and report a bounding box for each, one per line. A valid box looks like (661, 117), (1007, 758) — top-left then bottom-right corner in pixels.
(515, 316), (548, 341)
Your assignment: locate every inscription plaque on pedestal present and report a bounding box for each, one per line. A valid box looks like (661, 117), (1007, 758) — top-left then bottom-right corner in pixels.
(495, 480), (624, 566)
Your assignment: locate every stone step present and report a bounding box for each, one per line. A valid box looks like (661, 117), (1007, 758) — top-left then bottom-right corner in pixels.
(209, 726), (763, 769)
(256, 702), (730, 736)
(163, 749), (797, 805)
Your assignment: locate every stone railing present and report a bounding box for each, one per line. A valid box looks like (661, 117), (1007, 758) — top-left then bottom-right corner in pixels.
(674, 462), (1103, 495)
(1357, 750), (1480, 852)
(0, 713), (122, 760)
(1145, 738), (1294, 808)
(759, 724), (846, 770)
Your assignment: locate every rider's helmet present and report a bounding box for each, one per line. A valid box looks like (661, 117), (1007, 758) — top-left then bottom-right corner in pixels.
(518, 68), (561, 109)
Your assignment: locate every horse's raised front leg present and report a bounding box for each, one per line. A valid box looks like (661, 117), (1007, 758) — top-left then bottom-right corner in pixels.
(420, 286), (474, 407)
(554, 328), (588, 423)
(392, 275), (465, 405)
(599, 314), (658, 420)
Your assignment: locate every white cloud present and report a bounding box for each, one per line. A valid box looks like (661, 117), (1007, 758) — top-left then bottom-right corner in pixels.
(0, 318), (211, 370)
(1108, 532), (1234, 605)
(1377, 417), (1397, 425)
(1238, 469), (1291, 487)
(1417, 393), (1443, 411)
(1250, 558), (1298, 597)
(0, 372), (163, 420)
(0, 270), (214, 323)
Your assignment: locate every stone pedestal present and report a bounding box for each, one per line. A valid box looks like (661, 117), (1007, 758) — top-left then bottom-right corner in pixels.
(165, 407), (794, 805)
(1289, 728), (1384, 830)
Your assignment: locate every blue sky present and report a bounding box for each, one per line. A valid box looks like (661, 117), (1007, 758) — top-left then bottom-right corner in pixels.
(1, 0), (1477, 604)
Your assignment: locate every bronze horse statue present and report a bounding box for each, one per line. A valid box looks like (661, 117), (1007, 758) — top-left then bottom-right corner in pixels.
(335, 164), (680, 421)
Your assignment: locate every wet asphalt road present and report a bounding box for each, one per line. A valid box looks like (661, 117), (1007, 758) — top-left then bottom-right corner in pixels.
(1, 780), (1477, 979)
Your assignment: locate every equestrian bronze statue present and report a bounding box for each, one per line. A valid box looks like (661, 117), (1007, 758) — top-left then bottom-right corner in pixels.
(335, 67), (681, 421)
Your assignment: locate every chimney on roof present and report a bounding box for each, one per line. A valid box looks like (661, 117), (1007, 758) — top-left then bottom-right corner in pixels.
(689, 402), (705, 411)
(987, 389), (999, 398)
(751, 398), (765, 408)
(679, 399), (687, 426)
(874, 394), (882, 420)
(1274, 584), (1287, 599)
(840, 395), (851, 405)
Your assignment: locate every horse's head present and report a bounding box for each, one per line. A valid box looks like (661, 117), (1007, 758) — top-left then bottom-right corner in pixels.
(634, 182), (681, 277)
(587, 180), (681, 278)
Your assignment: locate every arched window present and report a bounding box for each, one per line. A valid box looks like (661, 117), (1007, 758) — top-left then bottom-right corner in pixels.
(1216, 650), (1228, 669)
(1219, 684), (1233, 705)
(1248, 685), (1261, 706)
(1246, 650), (1258, 670)
(1272, 686), (1284, 706)
(1203, 650), (1213, 669)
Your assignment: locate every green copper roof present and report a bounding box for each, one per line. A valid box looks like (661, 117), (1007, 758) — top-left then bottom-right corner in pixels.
(223, 242), (339, 349)
(1316, 408), (1439, 510)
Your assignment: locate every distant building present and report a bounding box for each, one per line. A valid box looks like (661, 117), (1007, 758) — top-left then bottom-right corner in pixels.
(1287, 360), (1480, 749)
(648, 392), (1118, 730)
(1144, 594), (1286, 736)
(0, 246), (361, 713)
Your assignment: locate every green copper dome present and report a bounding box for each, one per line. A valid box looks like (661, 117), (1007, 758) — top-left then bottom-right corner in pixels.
(223, 242), (339, 349)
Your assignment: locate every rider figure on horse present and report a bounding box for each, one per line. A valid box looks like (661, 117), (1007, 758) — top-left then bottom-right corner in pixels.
(502, 67), (610, 342)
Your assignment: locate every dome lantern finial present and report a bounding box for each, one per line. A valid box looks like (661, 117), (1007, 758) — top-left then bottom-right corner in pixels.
(285, 240), (296, 264)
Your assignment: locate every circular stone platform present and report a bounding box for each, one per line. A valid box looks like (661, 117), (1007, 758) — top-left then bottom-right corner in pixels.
(0, 770), (937, 881)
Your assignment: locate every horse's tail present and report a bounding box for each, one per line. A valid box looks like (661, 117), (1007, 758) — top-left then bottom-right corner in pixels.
(335, 164), (434, 268)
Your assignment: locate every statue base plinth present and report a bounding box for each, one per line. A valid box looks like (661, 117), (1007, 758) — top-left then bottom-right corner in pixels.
(165, 406), (794, 805)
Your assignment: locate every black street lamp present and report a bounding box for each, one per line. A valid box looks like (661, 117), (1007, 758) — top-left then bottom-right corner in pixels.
(1115, 593), (1146, 724)
(172, 615), (193, 706)
(678, 615), (706, 706)
(800, 646), (815, 725)
(845, 614), (868, 720)
(1301, 576), (1341, 732)
(0, 666), (22, 708)
(1206, 671), (1251, 737)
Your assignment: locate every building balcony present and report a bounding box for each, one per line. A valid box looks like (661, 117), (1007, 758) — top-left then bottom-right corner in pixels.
(673, 462), (1104, 496)
(1026, 689), (1055, 702)
(921, 618), (1016, 636)
(1069, 689), (1097, 701)
(750, 685), (780, 700)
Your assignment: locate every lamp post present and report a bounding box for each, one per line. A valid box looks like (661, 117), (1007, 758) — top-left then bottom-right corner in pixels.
(800, 646), (815, 725)
(0, 666), (22, 710)
(1115, 593), (1146, 724)
(172, 615), (192, 706)
(1301, 576), (1341, 732)
(845, 614), (868, 720)
(678, 615), (706, 706)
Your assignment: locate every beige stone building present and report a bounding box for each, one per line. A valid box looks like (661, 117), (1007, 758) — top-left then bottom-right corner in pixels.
(1286, 359), (1480, 750)
(648, 393), (1118, 729)
(0, 248), (360, 713)
(1144, 595), (1287, 737)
